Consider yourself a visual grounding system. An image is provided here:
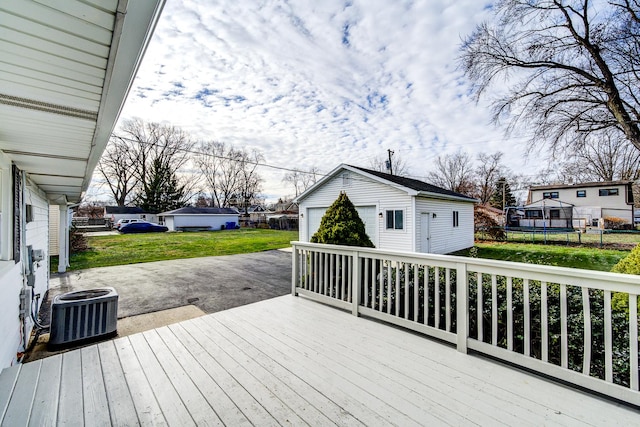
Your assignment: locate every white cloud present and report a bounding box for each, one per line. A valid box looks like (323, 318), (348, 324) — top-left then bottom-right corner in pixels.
(113, 0), (535, 202)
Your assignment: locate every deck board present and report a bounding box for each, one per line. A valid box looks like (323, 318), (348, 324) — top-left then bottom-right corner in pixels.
(1, 295), (639, 426)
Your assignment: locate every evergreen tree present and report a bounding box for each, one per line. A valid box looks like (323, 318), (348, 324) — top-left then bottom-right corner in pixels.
(311, 192), (374, 247)
(490, 177), (516, 210)
(136, 158), (189, 213)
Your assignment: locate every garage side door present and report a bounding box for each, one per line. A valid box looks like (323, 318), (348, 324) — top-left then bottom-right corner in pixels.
(307, 206), (377, 246)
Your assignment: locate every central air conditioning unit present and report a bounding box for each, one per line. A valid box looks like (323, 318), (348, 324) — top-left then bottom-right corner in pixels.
(49, 287), (118, 347)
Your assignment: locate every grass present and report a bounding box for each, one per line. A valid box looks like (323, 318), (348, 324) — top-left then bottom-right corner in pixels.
(477, 229), (640, 249)
(453, 242), (629, 272)
(54, 229), (298, 271)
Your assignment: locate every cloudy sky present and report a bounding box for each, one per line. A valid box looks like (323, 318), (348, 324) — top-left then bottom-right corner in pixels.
(97, 0), (539, 202)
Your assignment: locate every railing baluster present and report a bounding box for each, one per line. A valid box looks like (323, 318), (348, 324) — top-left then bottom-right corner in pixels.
(435, 267), (440, 329)
(413, 264), (419, 322)
(604, 290), (612, 382)
(630, 293), (639, 391)
(424, 266), (430, 325)
(491, 274), (497, 346)
(364, 257), (370, 308)
(560, 284), (568, 369)
(347, 255), (353, 303)
(378, 261), (384, 312)
(330, 253), (335, 298)
(524, 279), (530, 357)
(445, 268), (451, 332)
(395, 262), (401, 316)
(542, 281), (548, 363)
(387, 263), (392, 314)
(582, 287), (591, 375)
(313, 251), (318, 293)
(507, 276), (513, 351)
(404, 263), (410, 320)
(477, 272), (482, 342)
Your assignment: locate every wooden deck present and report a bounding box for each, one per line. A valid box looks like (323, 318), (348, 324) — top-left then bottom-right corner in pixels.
(1, 295), (638, 426)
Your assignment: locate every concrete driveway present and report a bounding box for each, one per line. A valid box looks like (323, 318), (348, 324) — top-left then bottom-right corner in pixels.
(48, 249), (292, 319)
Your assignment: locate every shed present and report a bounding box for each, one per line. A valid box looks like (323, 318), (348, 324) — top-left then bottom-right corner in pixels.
(159, 207), (240, 231)
(295, 164), (477, 254)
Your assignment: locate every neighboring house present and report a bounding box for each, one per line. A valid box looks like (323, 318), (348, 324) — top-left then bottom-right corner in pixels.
(104, 206), (158, 225)
(0, 1), (164, 370)
(528, 181), (635, 227)
(159, 207), (240, 231)
(296, 164), (477, 254)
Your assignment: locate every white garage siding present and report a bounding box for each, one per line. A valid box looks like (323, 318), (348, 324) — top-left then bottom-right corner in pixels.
(169, 214), (239, 231)
(299, 172), (414, 251)
(415, 198), (474, 254)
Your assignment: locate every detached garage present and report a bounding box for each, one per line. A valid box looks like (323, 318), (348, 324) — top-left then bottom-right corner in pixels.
(296, 164), (477, 254)
(159, 207), (240, 231)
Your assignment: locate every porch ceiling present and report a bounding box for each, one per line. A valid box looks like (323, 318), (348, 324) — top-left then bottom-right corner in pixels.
(0, 0), (164, 203)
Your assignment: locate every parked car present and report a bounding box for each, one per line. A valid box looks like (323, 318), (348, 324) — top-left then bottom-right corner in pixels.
(115, 218), (145, 230)
(119, 222), (168, 234)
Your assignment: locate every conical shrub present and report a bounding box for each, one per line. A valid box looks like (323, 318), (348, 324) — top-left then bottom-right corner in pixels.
(311, 192), (374, 247)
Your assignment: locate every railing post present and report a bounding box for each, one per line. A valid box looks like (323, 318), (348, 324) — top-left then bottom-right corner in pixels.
(291, 244), (299, 296)
(352, 250), (360, 317)
(456, 262), (468, 353)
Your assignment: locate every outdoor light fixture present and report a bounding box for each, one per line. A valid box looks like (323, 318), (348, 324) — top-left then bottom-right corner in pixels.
(378, 212), (383, 218)
(432, 213), (437, 218)
(300, 213), (304, 218)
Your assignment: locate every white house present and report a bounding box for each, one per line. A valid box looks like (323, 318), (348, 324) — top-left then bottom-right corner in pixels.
(104, 206), (158, 225)
(0, 0), (165, 370)
(296, 164), (477, 254)
(528, 181), (635, 227)
(159, 207), (240, 231)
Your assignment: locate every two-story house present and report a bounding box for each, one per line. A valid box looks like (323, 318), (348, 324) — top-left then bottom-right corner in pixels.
(527, 181), (635, 227)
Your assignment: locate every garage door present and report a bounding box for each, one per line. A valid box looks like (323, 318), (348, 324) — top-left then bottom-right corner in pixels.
(307, 205), (377, 246)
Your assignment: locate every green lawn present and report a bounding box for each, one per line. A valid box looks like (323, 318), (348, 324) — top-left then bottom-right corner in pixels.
(453, 242), (629, 272)
(54, 229), (298, 271)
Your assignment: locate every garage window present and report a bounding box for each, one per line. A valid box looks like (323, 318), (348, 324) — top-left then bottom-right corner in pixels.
(452, 210), (459, 227)
(386, 210), (403, 230)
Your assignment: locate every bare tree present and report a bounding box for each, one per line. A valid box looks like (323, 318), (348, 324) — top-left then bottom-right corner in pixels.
(560, 133), (640, 182)
(460, 1), (640, 154)
(237, 148), (265, 213)
(195, 141), (264, 208)
(97, 136), (138, 206)
(99, 119), (195, 211)
(475, 152), (508, 204)
(369, 154), (410, 176)
(283, 166), (320, 197)
(116, 119), (195, 213)
(427, 150), (476, 196)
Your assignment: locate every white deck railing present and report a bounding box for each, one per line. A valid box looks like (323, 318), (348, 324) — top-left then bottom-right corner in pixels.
(291, 241), (640, 406)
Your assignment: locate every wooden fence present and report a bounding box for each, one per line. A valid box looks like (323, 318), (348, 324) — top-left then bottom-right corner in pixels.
(291, 241), (640, 406)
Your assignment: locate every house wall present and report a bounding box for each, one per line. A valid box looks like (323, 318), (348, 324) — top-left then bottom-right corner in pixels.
(0, 157), (50, 369)
(530, 184), (633, 223)
(415, 198), (475, 254)
(167, 215), (239, 231)
(298, 171), (414, 252)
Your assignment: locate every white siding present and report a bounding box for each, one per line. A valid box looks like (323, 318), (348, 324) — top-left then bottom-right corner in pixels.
(0, 169), (50, 369)
(167, 215), (239, 231)
(299, 172), (413, 252)
(415, 198), (474, 254)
